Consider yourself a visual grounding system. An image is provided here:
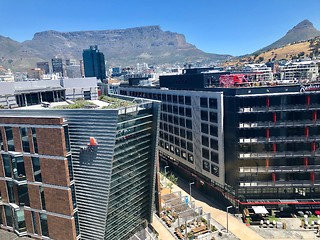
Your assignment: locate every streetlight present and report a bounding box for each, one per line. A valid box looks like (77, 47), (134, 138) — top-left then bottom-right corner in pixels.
(164, 165), (169, 185)
(189, 182), (195, 202)
(226, 205), (233, 233)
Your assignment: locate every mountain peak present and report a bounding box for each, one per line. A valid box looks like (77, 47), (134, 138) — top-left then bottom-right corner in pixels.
(256, 20), (320, 53)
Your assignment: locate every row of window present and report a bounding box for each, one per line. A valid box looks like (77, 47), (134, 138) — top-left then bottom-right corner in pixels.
(203, 160), (219, 177)
(202, 136), (219, 151)
(124, 91), (192, 105)
(202, 148), (219, 164)
(159, 133), (193, 152)
(159, 124), (193, 141)
(160, 113), (193, 129)
(201, 110), (218, 123)
(159, 140), (194, 164)
(200, 97), (218, 109)
(201, 123), (218, 137)
(161, 104), (192, 118)
(239, 142), (320, 153)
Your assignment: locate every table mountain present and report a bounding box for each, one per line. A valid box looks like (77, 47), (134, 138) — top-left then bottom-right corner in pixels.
(0, 26), (231, 71)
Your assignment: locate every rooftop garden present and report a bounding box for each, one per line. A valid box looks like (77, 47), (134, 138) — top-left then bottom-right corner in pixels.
(99, 95), (135, 109)
(53, 100), (98, 109)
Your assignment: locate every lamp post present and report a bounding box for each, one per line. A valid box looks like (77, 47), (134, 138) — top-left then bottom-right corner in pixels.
(226, 205), (233, 233)
(189, 182), (195, 202)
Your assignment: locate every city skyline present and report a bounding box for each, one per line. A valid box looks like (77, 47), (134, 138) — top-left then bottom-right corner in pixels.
(1, 0), (320, 56)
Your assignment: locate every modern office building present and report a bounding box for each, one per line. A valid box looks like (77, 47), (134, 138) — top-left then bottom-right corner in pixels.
(0, 95), (160, 240)
(82, 46), (106, 80)
(36, 62), (50, 74)
(119, 78), (320, 212)
(51, 58), (64, 77)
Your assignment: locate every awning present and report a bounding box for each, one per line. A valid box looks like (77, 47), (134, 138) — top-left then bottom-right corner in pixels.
(252, 206), (269, 214)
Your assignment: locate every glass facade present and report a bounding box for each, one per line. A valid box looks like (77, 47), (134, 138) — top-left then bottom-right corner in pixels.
(104, 104), (157, 240)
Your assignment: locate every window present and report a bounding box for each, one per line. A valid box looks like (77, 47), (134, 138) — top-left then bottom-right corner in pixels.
(32, 157), (42, 182)
(210, 125), (218, 137)
(200, 97), (208, 108)
(162, 94), (167, 102)
(210, 139), (218, 150)
(173, 106), (178, 114)
(185, 108), (192, 117)
(15, 209), (26, 232)
(71, 184), (77, 209)
(209, 112), (217, 123)
(159, 122), (163, 130)
(12, 156), (26, 181)
(163, 123), (168, 132)
(40, 186), (46, 210)
(202, 148), (210, 160)
(187, 142), (193, 152)
(203, 160), (210, 172)
(67, 156), (74, 181)
(186, 131), (192, 141)
(180, 129), (185, 138)
(18, 184), (29, 206)
(169, 125), (173, 133)
(0, 129), (3, 150)
(74, 212), (80, 236)
(181, 140), (186, 149)
(174, 137), (180, 146)
(40, 213), (49, 237)
(181, 151), (187, 159)
(202, 136), (209, 147)
(170, 145), (174, 153)
(209, 98), (217, 109)
(31, 212), (38, 234)
(167, 95), (172, 102)
(64, 126), (71, 152)
(2, 154), (11, 177)
(20, 127), (30, 152)
(188, 154), (194, 163)
(185, 96), (191, 105)
(169, 135), (174, 144)
(168, 105), (172, 113)
(168, 115), (173, 123)
(31, 128), (38, 154)
(179, 118), (185, 127)
(211, 151), (219, 164)
(201, 123), (209, 134)
(159, 140), (164, 148)
(7, 181), (15, 203)
(5, 127), (14, 151)
(175, 147), (180, 156)
(201, 111), (208, 121)
(186, 119), (192, 129)
(4, 205), (13, 227)
(173, 95), (178, 103)
(179, 96), (184, 104)
(211, 164), (219, 177)
(174, 127), (179, 136)
(173, 116), (179, 125)
(179, 107), (185, 116)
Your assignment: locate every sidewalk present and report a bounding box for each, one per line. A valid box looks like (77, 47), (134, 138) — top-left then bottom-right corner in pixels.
(171, 184), (265, 240)
(151, 214), (175, 240)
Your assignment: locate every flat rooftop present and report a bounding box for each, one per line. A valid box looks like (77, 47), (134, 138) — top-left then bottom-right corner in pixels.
(15, 96), (137, 110)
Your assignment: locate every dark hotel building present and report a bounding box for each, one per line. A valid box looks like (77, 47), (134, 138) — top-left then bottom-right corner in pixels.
(119, 69), (320, 212)
(82, 45), (106, 80)
(51, 58), (64, 77)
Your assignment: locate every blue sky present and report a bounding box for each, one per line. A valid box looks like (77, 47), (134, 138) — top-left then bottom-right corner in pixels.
(1, 0), (320, 56)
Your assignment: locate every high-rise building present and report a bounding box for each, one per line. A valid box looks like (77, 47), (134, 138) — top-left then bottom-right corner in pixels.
(82, 46), (106, 80)
(36, 62), (50, 74)
(0, 95), (160, 239)
(51, 58), (64, 77)
(119, 72), (320, 213)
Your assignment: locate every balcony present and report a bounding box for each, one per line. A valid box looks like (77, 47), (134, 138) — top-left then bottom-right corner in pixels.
(240, 165), (320, 173)
(239, 103), (320, 113)
(239, 180), (317, 187)
(239, 120), (320, 129)
(239, 151), (320, 159)
(239, 136), (320, 144)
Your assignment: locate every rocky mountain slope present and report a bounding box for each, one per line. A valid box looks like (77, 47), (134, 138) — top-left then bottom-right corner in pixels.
(256, 19), (320, 54)
(0, 26), (231, 71)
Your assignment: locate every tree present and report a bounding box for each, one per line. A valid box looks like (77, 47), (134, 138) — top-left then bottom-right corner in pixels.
(166, 172), (178, 193)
